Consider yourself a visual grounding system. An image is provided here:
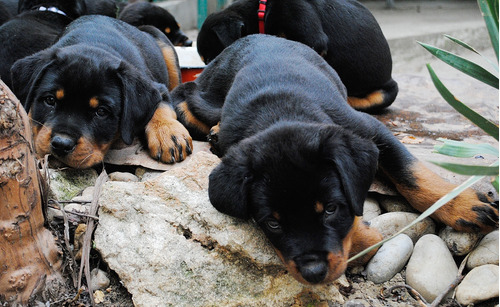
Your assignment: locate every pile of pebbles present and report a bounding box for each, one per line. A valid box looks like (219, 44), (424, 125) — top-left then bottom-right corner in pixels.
(361, 195), (498, 305)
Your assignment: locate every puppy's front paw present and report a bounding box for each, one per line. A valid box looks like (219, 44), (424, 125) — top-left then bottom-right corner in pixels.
(146, 104), (193, 163)
(207, 122), (220, 156)
(436, 189), (498, 233)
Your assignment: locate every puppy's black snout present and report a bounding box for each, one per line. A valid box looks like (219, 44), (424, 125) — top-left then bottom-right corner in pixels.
(51, 134), (76, 156)
(295, 254), (328, 284)
(181, 37), (193, 47)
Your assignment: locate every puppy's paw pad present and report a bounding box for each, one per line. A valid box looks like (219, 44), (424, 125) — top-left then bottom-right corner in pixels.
(454, 202), (498, 233)
(146, 106), (193, 163)
(441, 192), (499, 233)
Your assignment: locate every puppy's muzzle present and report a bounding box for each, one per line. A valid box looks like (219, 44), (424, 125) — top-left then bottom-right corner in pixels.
(294, 253), (328, 284)
(50, 133), (77, 157)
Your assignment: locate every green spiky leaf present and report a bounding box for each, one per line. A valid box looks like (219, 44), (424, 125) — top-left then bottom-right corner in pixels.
(431, 161), (499, 176)
(434, 138), (499, 157)
(419, 42), (498, 88)
(478, 0), (499, 60)
(426, 64), (499, 140)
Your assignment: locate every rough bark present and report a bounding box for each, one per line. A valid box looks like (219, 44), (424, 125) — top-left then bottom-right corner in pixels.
(0, 80), (63, 305)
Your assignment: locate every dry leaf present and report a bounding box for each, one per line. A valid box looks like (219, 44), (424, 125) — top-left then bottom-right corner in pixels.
(401, 135), (424, 144)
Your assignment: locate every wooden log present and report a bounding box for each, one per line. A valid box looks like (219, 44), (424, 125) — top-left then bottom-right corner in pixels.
(0, 80), (63, 305)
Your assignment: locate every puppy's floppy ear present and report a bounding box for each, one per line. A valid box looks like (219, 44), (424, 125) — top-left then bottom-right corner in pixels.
(212, 19), (245, 48)
(321, 126), (379, 216)
(11, 49), (55, 110)
(117, 62), (166, 144)
(208, 145), (252, 219)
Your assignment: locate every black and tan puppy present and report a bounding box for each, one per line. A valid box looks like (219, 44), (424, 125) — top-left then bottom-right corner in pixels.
(172, 35), (498, 284)
(119, 1), (192, 46)
(84, 0), (117, 17)
(0, 0), (86, 89)
(197, 0), (398, 112)
(11, 15), (192, 169)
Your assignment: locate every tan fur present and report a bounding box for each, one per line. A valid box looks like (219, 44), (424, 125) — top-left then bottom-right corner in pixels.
(89, 97), (99, 108)
(156, 40), (181, 90)
(56, 89), (64, 100)
(347, 91), (384, 110)
(145, 104), (193, 163)
(314, 202), (324, 213)
(392, 161), (498, 233)
(177, 101), (211, 135)
(273, 216), (381, 284)
(32, 124), (111, 169)
(348, 217), (383, 266)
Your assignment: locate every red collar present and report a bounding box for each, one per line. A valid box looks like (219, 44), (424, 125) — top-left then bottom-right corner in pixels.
(257, 0), (267, 34)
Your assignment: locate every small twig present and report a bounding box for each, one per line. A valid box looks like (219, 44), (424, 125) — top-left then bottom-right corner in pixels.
(78, 170), (108, 307)
(430, 275), (465, 307)
(49, 199), (92, 205)
(61, 201), (78, 288)
(47, 203), (99, 220)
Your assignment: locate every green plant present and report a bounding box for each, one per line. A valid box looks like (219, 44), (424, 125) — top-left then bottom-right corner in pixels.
(418, 0), (499, 191)
(348, 0), (499, 264)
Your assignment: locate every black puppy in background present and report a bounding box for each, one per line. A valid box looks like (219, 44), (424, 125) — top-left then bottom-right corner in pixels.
(0, 1), (11, 25)
(0, 0), (86, 89)
(172, 35), (498, 285)
(197, 0), (398, 113)
(11, 15), (192, 168)
(0, 0), (16, 17)
(84, 0), (117, 17)
(119, 1), (192, 46)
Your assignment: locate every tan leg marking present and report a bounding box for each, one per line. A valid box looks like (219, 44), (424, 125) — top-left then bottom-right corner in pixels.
(146, 103), (193, 163)
(347, 91), (384, 110)
(176, 101), (211, 135)
(347, 217), (383, 266)
(393, 161), (498, 233)
(156, 40), (181, 90)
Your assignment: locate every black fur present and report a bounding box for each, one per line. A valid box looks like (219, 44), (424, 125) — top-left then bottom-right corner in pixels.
(0, 1), (11, 25)
(119, 1), (192, 46)
(196, 0), (398, 112)
(173, 35), (499, 284)
(83, 0), (117, 17)
(11, 15), (191, 168)
(171, 35), (404, 284)
(0, 0), (86, 89)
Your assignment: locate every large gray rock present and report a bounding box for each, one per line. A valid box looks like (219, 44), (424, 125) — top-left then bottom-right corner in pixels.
(365, 234), (413, 284)
(406, 234), (458, 302)
(94, 151), (346, 306)
(467, 230), (499, 270)
(455, 264), (499, 305)
(369, 212), (436, 243)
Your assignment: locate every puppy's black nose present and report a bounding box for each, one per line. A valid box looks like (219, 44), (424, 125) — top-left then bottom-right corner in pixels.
(295, 254), (328, 284)
(182, 38), (193, 47)
(51, 134), (76, 156)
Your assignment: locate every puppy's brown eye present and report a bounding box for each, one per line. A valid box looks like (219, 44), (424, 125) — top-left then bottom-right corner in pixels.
(95, 107), (109, 117)
(266, 219), (281, 230)
(325, 204), (337, 215)
(43, 96), (56, 106)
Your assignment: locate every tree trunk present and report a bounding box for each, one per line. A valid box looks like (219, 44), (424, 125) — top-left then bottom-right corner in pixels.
(0, 80), (63, 305)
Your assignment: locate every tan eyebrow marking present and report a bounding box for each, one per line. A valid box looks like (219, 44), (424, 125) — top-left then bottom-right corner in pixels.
(56, 89), (64, 100)
(89, 97), (99, 108)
